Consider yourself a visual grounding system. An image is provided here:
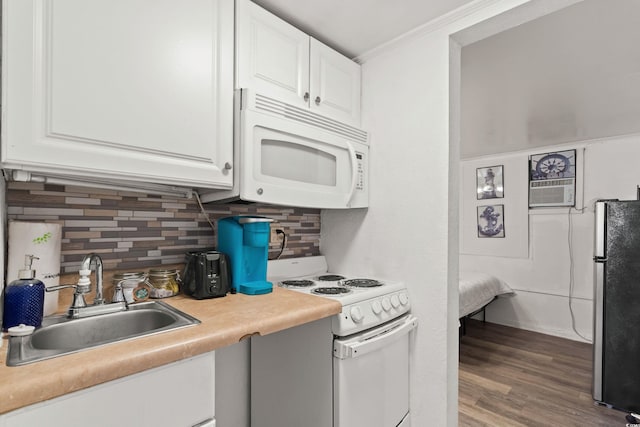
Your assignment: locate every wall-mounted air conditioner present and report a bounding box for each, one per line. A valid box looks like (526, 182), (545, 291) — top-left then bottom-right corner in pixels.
(528, 149), (576, 208)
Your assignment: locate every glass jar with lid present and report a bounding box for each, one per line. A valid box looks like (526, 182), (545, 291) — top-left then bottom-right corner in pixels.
(147, 269), (181, 298)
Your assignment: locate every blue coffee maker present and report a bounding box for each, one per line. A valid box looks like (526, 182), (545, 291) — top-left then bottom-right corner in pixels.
(217, 216), (274, 295)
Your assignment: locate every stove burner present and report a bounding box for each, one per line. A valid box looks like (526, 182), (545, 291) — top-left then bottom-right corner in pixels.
(280, 280), (315, 288)
(317, 274), (345, 281)
(311, 286), (351, 296)
(342, 278), (383, 288)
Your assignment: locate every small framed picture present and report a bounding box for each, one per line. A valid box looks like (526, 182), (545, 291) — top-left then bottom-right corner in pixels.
(477, 205), (505, 238)
(476, 165), (504, 200)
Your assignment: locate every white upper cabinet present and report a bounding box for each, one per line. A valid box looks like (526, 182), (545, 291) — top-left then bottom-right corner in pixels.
(309, 39), (362, 126)
(236, 0), (361, 127)
(236, 0), (310, 108)
(2, 0), (235, 191)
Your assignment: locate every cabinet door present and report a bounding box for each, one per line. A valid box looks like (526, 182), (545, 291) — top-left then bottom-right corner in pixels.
(309, 39), (362, 127)
(0, 353), (215, 427)
(2, 0), (234, 189)
(236, 0), (309, 108)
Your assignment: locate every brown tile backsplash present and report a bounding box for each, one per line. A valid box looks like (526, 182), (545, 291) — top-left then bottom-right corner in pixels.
(7, 183), (321, 273)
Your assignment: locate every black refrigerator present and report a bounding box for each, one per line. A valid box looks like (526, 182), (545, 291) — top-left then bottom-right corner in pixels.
(593, 200), (640, 412)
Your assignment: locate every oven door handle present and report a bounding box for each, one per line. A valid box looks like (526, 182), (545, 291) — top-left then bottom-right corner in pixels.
(333, 315), (418, 359)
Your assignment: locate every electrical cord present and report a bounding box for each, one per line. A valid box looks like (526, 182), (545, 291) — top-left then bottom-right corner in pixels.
(193, 192), (286, 260)
(567, 206), (591, 342)
(269, 229), (287, 260)
(194, 191), (215, 232)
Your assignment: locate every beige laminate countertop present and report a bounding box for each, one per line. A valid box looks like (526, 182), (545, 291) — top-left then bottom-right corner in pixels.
(0, 287), (341, 415)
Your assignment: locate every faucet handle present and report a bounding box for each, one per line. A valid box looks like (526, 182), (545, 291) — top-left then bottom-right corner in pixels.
(112, 280), (126, 303)
(45, 284), (77, 292)
(45, 283), (88, 312)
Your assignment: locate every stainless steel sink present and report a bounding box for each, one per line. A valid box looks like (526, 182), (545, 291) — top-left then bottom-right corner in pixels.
(6, 300), (200, 366)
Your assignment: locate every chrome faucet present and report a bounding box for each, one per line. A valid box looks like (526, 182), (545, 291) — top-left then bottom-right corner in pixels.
(81, 253), (105, 305)
(46, 253), (127, 319)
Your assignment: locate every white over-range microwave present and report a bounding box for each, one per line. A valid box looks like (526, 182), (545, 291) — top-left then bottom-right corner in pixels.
(200, 89), (369, 209)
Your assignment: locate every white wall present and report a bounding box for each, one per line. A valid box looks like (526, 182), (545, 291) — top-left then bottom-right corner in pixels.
(323, 31), (456, 424)
(460, 154), (531, 259)
(461, 134), (640, 341)
(318, 1), (581, 425)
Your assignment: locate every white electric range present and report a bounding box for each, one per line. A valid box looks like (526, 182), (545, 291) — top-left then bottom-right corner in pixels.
(270, 256), (411, 337)
(253, 256), (418, 427)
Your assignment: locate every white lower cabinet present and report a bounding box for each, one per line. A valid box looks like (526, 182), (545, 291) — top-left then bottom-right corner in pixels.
(0, 353), (215, 427)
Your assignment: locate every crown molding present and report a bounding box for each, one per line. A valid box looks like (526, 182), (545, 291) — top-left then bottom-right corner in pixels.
(354, 0), (503, 63)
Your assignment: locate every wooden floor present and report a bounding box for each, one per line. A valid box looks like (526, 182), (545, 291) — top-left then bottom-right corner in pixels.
(459, 320), (625, 427)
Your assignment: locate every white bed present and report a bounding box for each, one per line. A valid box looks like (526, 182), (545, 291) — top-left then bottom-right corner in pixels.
(459, 271), (513, 319)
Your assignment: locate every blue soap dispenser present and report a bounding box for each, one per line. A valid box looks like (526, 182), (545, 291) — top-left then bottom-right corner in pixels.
(2, 255), (46, 330)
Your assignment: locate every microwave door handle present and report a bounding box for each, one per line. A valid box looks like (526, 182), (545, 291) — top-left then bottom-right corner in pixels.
(345, 141), (358, 207)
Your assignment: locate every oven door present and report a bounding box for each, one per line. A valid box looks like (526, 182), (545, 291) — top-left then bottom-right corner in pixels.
(239, 107), (368, 209)
(333, 314), (418, 427)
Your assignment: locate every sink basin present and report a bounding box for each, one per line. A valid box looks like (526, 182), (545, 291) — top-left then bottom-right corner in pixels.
(6, 300), (200, 366)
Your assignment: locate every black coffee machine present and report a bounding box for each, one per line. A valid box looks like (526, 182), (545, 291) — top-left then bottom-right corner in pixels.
(182, 250), (231, 299)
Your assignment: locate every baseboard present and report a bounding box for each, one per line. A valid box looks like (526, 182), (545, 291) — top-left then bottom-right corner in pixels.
(485, 317), (592, 343)
(481, 291), (593, 343)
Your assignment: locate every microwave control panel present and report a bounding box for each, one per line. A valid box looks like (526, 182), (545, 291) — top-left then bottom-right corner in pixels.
(356, 152), (365, 190)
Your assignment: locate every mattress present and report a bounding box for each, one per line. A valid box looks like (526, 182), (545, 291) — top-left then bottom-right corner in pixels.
(459, 271), (513, 318)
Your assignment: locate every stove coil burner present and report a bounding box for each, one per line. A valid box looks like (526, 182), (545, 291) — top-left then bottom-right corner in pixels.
(317, 274), (345, 281)
(311, 286), (351, 296)
(342, 278), (383, 288)
(280, 280), (315, 288)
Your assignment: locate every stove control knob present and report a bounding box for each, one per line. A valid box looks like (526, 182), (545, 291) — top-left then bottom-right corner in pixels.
(350, 306), (364, 323)
(399, 292), (409, 306)
(372, 300), (382, 315)
(391, 295), (400, 308)
(382, 297), (392, 311)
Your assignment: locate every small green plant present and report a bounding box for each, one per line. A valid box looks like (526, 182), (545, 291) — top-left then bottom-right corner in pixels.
(33, 232), (52, 244)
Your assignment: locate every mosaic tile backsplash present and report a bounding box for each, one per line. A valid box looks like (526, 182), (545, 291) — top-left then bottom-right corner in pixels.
(7, 182), (321, 273)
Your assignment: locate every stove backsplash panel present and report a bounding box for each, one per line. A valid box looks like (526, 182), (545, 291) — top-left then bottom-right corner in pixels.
(6, 182), (320, 273)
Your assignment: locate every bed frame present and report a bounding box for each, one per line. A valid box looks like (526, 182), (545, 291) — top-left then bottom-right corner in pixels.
(459, 296), (497, 337)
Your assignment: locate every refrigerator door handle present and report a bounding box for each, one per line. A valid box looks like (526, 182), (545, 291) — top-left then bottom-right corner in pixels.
(593, 260), (604, 401)
(592, 200), (606, 402)
(594, 201), (606, 259)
